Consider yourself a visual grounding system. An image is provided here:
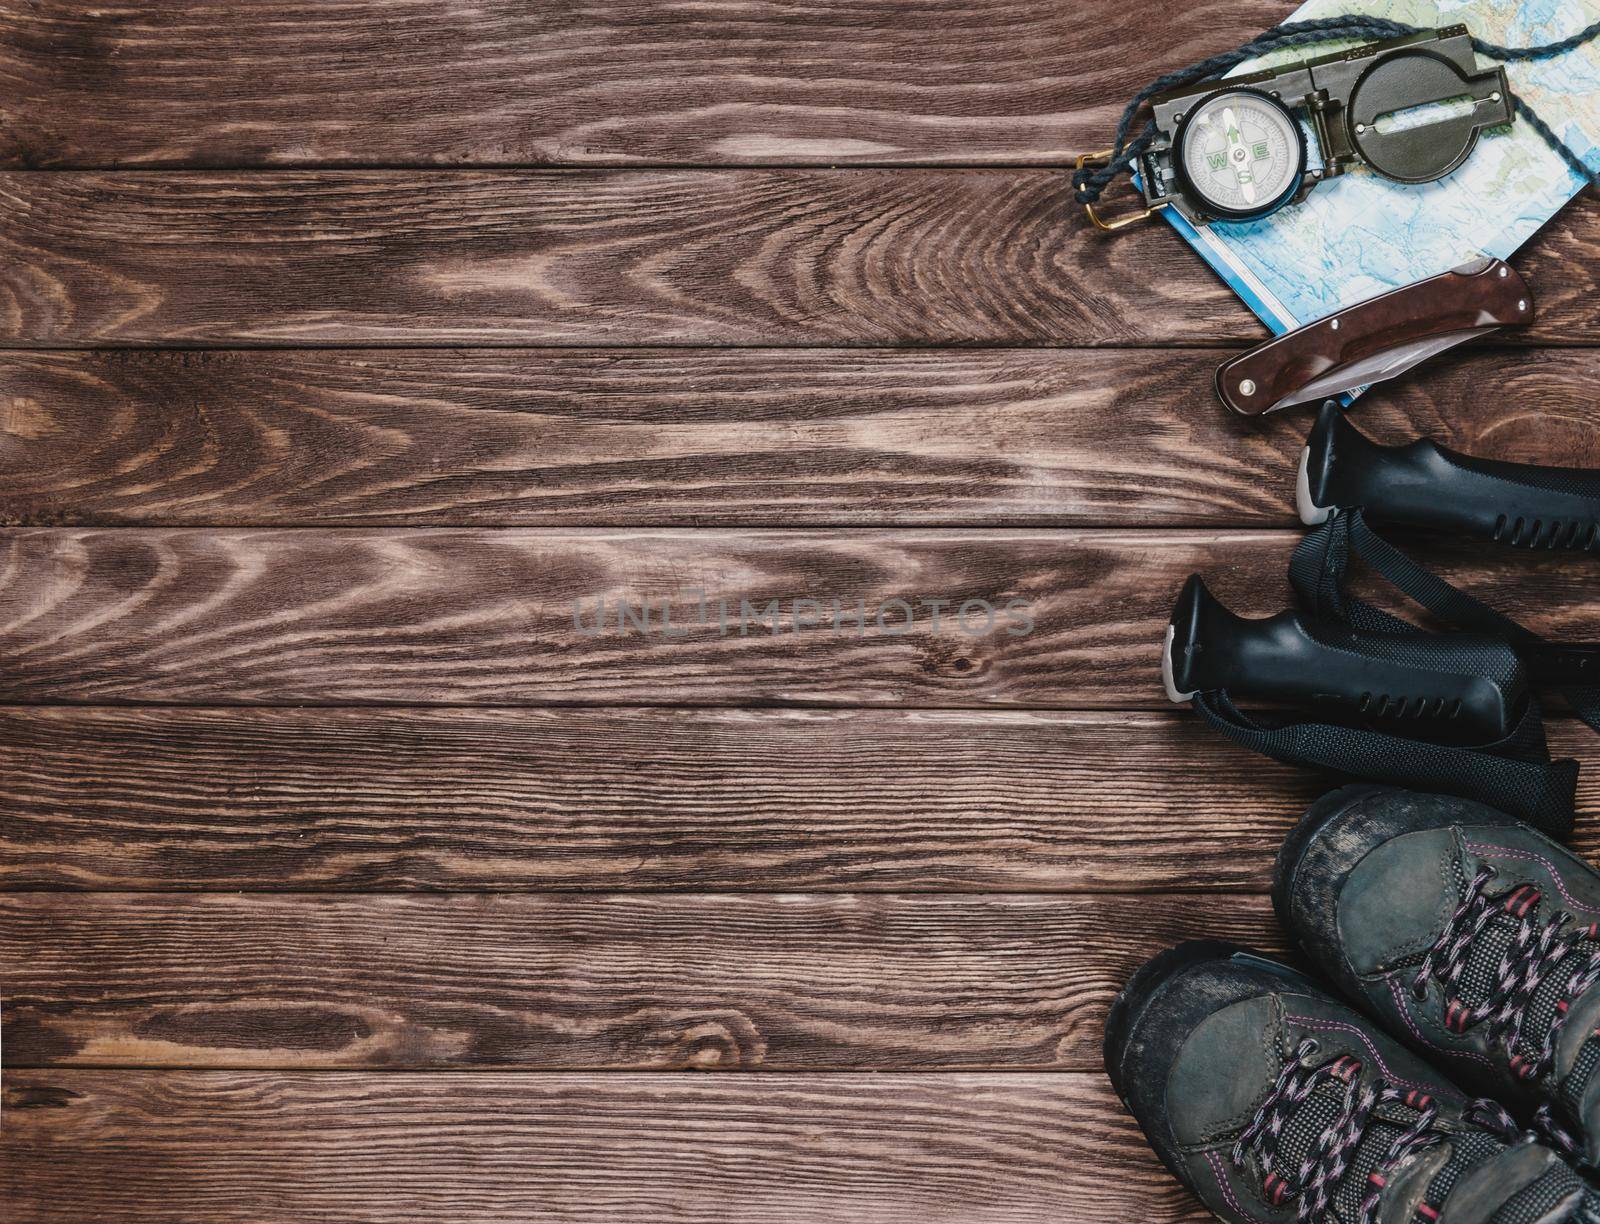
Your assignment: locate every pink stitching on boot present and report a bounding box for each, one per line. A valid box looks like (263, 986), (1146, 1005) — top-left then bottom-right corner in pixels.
(1387, 977), (1495, 1072)
(1464, 842), (1589, 911)
(1204, 1150), (1272, 1224)
(1285, 1013), (1436, 1094)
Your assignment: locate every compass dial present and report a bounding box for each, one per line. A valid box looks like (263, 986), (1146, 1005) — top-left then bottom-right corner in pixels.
(1176, 89), (1306, 220)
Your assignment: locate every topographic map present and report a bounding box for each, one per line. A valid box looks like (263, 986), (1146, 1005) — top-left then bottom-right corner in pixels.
(1169, 0), (1600, 333)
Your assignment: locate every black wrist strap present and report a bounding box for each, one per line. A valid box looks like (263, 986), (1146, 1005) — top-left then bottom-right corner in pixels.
(1181, 503), (1592, 835)
(1190, 689), (1578, 836)
(1289, 508), (1600, 733)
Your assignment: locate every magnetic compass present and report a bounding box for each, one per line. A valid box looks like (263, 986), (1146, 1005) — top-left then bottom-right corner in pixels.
(1076, 26), (1513, 230)
(1172, 89), (1306, 221)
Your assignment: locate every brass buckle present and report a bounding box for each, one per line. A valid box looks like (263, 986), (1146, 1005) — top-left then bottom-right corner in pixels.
(1075, 149), (1164, 232)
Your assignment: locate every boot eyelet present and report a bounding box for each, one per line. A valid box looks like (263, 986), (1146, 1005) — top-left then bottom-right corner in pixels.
(1411, 980), (1428, 1002)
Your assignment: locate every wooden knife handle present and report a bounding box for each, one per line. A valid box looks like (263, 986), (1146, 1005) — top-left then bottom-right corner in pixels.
(1215, 259), (1533, 417)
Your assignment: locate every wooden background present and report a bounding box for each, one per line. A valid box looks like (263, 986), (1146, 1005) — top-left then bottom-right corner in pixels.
(3, 1), (1599, 1219)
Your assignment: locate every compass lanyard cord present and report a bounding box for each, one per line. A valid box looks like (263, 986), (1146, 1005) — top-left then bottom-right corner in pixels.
(1072, 14), (1600, 209)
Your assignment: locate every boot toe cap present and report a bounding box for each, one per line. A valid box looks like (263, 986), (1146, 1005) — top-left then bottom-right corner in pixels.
(1273, 786), (1520, 984)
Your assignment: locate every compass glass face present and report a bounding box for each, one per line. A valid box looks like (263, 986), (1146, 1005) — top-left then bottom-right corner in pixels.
(1178, 90), (1304, 218)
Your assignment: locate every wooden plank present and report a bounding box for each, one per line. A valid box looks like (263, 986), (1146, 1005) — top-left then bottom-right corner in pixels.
(0, 0), (1290, 169)
(8, 346), (1600, 528)
(4, 706), (1596, 893)
(2, 1071), (1205, 1223)
(0, 892), (1280, 1069)
(3, 173), (1598, 346)
(3, 527), (1598, 706)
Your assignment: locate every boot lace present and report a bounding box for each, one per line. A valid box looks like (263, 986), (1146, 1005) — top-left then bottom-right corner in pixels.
(1411, 865), (1600, 1083)
(1230, 1038), (1521, 1224)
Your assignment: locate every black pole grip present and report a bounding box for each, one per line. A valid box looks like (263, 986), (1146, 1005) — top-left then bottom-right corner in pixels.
(1299, 401), (1600, 550)
(1163, 574), (1529, 744)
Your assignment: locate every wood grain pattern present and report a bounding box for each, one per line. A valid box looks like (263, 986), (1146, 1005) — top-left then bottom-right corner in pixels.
(0, 0), (1290, 169)
(3, 173), (1598, 346)
(15, 7), (1591, 1221)
(3, 706), (1595, 893)
(4, 527), (1599, 706)
(8, 346), (1600, 528)
(0, 892), (1282, 1069)
(3, 1070), (1207, 1223)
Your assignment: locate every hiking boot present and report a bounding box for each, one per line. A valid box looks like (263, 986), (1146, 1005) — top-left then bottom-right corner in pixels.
(1104, 939), (1590, 1223)
(1276, 785), (1600, 1168)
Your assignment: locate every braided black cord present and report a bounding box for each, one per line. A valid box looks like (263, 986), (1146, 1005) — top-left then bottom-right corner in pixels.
(1513, 93), (1597, 186)
(1475, 16), (1600, 61)
(1073, 15), (1600, 207)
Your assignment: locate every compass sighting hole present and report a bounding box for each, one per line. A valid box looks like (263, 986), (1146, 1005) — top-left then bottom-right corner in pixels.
(1372, 94), (1477, 136)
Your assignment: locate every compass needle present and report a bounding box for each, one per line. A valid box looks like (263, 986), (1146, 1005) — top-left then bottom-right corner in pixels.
(1225, 110), (1257, 201)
